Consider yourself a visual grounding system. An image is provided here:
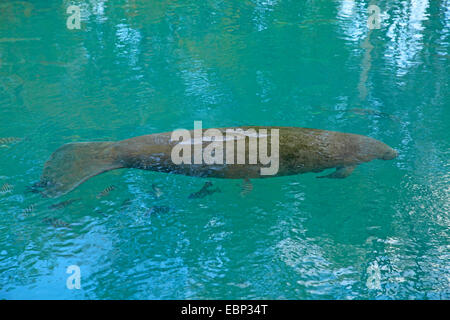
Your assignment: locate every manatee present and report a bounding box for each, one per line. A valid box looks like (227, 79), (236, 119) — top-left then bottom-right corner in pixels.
(34, 127), (397, 198)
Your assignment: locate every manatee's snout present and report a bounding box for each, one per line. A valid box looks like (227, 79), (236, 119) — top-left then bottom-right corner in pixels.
(363, 137), (398, 161)
(381, 147), (398, 160)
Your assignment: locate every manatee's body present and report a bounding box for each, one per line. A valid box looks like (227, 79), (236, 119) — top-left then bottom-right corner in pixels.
(36, 127), (397, 198)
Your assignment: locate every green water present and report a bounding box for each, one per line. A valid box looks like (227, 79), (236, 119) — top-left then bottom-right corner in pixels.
(0, 0), (449, 299)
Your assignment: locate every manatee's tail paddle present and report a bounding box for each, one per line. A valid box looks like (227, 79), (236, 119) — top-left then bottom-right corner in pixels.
(36, 142), (123, 198)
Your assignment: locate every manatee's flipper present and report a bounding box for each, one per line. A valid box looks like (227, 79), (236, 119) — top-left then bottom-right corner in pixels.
(317, 165), (356, 179)
(38, 142), (123, 198)
(240, 178), (253, 197)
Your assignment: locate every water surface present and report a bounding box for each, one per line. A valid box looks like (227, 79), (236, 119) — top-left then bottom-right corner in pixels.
(0, 0), (449, 299)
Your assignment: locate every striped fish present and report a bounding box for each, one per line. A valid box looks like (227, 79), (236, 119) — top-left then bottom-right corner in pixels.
(26, 180), (49, 194)
(188, 182), (220, 199)
(0, 183), (13, 194)
(42, 217), (70, 228)
(240, 178), (253, 197)
(23, 204), (35, 215)
(151, 184), (163, 198)
(48, 198), (80, 210)
(0, 137), (22, 146)
(147, 205), (170, 215)
(96, 185), (116, 199)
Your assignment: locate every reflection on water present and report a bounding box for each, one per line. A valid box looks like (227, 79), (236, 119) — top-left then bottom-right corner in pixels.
(0, 0), (449, 299)
(385, 0), (430, 76)
(252, 0), (278, 32)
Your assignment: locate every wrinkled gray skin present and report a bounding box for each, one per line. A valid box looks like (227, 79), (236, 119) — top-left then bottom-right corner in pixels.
(36, 126), (398, 198)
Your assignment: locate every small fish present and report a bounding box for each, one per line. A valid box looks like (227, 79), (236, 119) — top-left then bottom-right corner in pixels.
(48, 198), (80, 210)
(96, 185), (116, 199)
(23, 204), (35, 215)
(94, 208), (108, 217)
(240, 178), (253, 197)
(39, 61), (72, 68)
(0, 37), (41, 43)
(227, 282), (251, 289)
(120, 198), (132, 208)
(25, 185), (42, 194)
(0, 137), (22, 147)
(26, 180), (50, 195)
(0, 183), (13, 194)
(348, 108), (399, 121)
(42, 217), (70, 228)
(188, 182), (220, 199)
(147, 206), (170, 215)
(151, 184), (163, 198)
(300, 18), (337, 25)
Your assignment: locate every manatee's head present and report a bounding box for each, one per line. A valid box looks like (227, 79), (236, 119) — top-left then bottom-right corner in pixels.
(357, 136), (398, 161)
(380, 146), (398, 160)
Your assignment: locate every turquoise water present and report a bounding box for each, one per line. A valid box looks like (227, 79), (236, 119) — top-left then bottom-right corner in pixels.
(0, 0), (449, 299)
